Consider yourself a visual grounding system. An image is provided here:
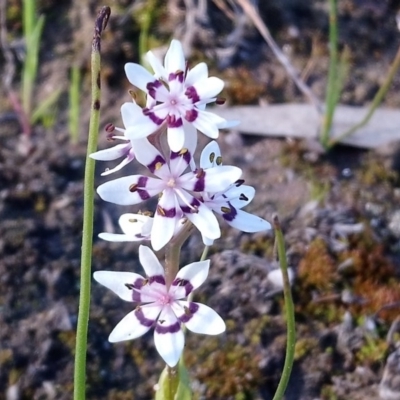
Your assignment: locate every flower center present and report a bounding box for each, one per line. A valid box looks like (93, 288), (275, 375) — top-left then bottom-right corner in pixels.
(167, 178), (176, 188)
(159, 293), (173, 306)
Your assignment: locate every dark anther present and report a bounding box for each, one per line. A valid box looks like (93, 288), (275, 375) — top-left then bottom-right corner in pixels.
(216, 156), (223, 165)
(195, 168), (205, 179)
(209, 152), (215, 163)
(216, 97), (226, 105)
(239, 193), (249, 201)
(105, 123), (115, 133)
(235, 179), (245, 187)
(125, 283), (134, 290)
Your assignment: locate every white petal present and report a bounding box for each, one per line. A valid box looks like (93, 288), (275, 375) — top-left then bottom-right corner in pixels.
(145, 50), (166, 79)
(90, 143), (130, 161)
(226, 210), (272, 233)
(224, 185), (255, 208)
(167, 124), (186, 152)
(97, 175), (162, 205)
(130, 138), (165, 170)
(175, 260), (210, 291)
(100, 153), (134, 176)
(184, 201), (221, 240)
(139, 245), (165, 277)
(119, 213), (152, 236)
(201, 234), (214, 246)
(121, 102), (145, 127)
(98, 232), (146, 242)
(124, 117), (160, 139)
(179, 301), (226, 335)
(185, 63), (208, 86)
(150, 192), (179, 251)
(125, 63), (156, 92)
(164, 39), (185, 74)
(154, 307), (184, 367)
(191, 77), (224, 99)
(109, 305), (161, 342)
(200, 140), (221, 169)
(93, 271), (142, 301)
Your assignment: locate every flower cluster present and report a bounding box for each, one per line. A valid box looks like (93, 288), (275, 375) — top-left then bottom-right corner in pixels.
(92, 40), (271, 367)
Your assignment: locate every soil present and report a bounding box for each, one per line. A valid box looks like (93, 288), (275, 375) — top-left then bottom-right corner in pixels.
(1, 1), (400, 399)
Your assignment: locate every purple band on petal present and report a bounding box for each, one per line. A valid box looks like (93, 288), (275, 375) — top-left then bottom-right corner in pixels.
(135, 176), (152, 200)
(185, 109), (198, 123)
(147, 155), (166, 173)
(169, 71), (184, 83)
(185, 86), (200, 103)
(178, 302), (199, 323)
(143, 108), (165, 125)
(167, 114), (183, 128)
(170, 148), (191, 165)
(172, 278), (194, 297)
(222, 203), (237, 222)
(155, 320), (181, 334)
(180, 197), (200, 214)
(149, 275), (166, 285)
(192, 169), (205, 192)
(157, 205), (177, 218)
(146, 80), (162, 98)
(135, 307), (156, 328)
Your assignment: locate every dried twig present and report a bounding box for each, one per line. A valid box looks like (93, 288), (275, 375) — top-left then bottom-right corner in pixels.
(235, 0), (323, 114)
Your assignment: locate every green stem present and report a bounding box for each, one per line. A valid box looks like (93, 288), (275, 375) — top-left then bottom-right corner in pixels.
(73, 7), (110, 400)
(272, 215), (296, 400)
(320, 0), (338, 149)
(328, 43), (400, 148)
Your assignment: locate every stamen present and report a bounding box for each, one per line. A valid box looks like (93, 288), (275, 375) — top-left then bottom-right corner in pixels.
(216, 156), (223, 165)
(157, 205), (166, 216)
(129, 183), (138, 192)
(105, 123), (115, 133)
(179, 148), (188, 156)
(216, 97), (226, 105)
(155, 161), (163, 170)
(183, 305), (192, 316)
(239, 193), (249, 201)
(221, 206), (231, 214)
(128, 218), (138, 223)
(125, 283), (134, 290)
(209, 152), (215, 163)
(195, 168), (205, 179)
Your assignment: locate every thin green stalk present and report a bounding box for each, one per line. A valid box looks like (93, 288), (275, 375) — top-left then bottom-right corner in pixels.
(73, 7), (110, 400)
(22, 0), (45, 119)
(320, 0), (338, 149)
(328, 44), (400, 148)
(272, 215), (296, 400)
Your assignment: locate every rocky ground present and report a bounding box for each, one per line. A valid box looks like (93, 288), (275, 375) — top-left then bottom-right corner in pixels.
(1, 1), (400, 399)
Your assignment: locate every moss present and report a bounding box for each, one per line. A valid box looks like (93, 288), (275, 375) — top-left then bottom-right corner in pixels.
(298, 238), (337, 292)
(355, 335), (388, 366)
(294, 338), (319, 361)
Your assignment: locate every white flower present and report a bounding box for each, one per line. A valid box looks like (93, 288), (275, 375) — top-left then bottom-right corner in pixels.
(99, 213), (153, 242)
(199, 141), (271, 245)
(93, 245), (225, 367)
(97, 137), (242, 251)
(124, 39), (238, 152)
(90, 102), (154, 176)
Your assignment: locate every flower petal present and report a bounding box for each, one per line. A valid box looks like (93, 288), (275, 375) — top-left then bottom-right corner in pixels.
(191, 77), (224, 99)
(175, 260), (210, 292)
(154, 306), (184, 367)
(175, 301), (226, 335)
(98, 232), (147, 242)
(97, 175), (162, 205)
(90, 143), (130, 161)
(138, 245), (165, 277)
(167, 124), (186, 152)
(200, 140), (221, 169)
(125, 63), (157, 92)
(93, 271), (143, 302)
(109, 305), (162, 342)
(225, 210), (272, 233)
(145, 50), (166, 79)
(223, 185), (255, 208)
(101, 150), (135, 176)
(121, 102), (145, 127)
(119, 213), (153, 236)
(164, 39), (185, 75)
(185, 62), (208, 86)
(151, 190), (179, 251)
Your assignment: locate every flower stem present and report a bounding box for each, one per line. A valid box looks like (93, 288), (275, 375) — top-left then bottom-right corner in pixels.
(320, 0), (339, 149)
(73, 7), (110, 400)
(272, 215), (296, 400)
